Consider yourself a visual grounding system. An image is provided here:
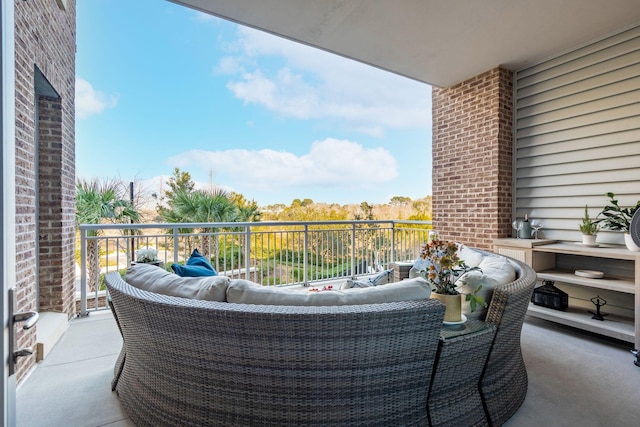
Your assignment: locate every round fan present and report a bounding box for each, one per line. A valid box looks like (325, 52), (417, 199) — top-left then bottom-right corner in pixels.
(631, 208), (640, 247)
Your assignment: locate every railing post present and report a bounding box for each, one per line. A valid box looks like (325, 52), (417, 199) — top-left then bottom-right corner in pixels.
(303, 224), (308, 285)
(351, 223), (356, 279)
(390, 222), (396, 263)
(244, 225), (251, 280)
(79, 227), (88, 317)
(173, 226), (179, 264)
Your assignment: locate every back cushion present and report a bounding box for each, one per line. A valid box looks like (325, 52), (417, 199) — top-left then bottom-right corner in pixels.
(457, 244), (485, 268)
(457, 255), (516, 320)
(125, 263), (230, 301)
(227, 276), (432, 306)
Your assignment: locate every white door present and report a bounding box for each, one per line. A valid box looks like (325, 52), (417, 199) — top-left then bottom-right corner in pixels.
(2, 0), (17, 425)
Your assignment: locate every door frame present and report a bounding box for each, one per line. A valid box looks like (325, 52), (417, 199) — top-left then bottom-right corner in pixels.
(1, 0), (17, 425)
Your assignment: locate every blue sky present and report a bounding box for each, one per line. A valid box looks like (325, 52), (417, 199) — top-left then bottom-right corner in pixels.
(75, 0), (432, 206)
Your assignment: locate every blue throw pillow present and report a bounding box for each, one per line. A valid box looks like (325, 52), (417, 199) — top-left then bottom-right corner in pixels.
(171, 249), (218, 277)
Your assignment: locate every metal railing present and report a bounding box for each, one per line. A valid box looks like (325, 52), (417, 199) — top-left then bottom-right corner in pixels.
(78, 220), (432, 316)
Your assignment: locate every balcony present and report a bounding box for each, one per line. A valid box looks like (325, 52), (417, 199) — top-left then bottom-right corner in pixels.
(76, 220), (433, 316)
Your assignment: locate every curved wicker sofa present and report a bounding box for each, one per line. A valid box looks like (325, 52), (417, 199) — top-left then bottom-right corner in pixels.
(105, 273), (445, 427)
(105, 250), (536, 427)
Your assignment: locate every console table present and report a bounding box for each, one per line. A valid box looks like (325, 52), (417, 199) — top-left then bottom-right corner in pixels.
(428, 320), (497, 427)
(494, 238), (640, 350)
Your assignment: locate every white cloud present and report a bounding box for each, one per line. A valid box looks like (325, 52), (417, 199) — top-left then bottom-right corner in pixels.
(167, 138), (397, 194)
(218, 26), (431, 136)
(75, 77), (118, 119)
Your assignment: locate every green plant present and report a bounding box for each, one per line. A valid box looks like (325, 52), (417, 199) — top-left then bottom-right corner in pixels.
(135, 247), (158, 263)
(416, 239), (486, 312)
(579, 205), (599, 235)
(598, 192), (640, 233)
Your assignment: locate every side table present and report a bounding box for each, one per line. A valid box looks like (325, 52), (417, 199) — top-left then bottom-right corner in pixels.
(428, 320), (497, 427)
(389, 261), (413, 282)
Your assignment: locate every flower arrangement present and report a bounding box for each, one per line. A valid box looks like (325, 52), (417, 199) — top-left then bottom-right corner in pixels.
(416, 239), (486, 312)
(135, 247), (159, 263)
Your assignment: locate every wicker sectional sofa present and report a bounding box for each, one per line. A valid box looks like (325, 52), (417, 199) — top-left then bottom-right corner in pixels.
(105, 273), (445, 426)
(105, 249), (536, 427)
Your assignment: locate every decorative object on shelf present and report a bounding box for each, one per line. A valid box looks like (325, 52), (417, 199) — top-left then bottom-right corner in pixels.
(511, 220), (523, 238)
(573, 270), (604, 279)
(589, 295), (609, 321)
(518, 214), (532, 239)
(597, 192), (640, 251)
(574, 270), (604, 279)
(531, 219), (543, 239)
(579, 205), (599, 246)
(531, 280), (568, 311)
(415, 239), (485, 322)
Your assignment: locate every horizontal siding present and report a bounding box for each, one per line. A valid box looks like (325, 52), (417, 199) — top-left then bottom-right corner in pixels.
(514, 25), (640, 244)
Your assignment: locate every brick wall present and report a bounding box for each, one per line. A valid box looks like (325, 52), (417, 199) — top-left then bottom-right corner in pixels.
(38, 96), (76, 314)
(432, 67), (513, 250)
(14, 0), (76, 382)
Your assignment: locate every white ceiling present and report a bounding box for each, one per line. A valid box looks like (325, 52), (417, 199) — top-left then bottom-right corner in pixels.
(170, 0), (640, 87)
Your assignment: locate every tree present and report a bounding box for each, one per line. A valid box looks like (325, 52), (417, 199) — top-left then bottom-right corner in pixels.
(409, 197), (433, 221)
(389, 196), (411, 206)
(231, 193), (262, 222)
(353, 202), (374, 221)
(153, 168), (195, 213)
(162, 188), (262, 261)
(76, 178), (139, 291)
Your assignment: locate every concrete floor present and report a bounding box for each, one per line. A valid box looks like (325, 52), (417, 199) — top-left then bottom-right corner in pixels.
(16, 311), (640, 427)
(16, 311), (133, 427)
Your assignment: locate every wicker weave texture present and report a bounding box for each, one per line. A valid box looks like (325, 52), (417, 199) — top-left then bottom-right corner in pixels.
(105, 273), (445, 427)
(428, 321), (496, 427)
(480, 254), (537, 426)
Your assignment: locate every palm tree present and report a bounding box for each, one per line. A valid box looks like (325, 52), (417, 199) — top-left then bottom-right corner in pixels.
(76, 178), (139, 291)
(167, 188), (238, 260)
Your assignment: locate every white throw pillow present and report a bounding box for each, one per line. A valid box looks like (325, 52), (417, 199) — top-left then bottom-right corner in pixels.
(227, 277), (431, 306)
(125, 263), (231, 302)
(457, 255), (516, 320)
(457, 244), (485, 268)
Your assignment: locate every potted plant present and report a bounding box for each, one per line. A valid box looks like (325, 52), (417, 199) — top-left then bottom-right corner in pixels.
(597, 192), (640, 251)
(415, 239), (486, 322)
(579, 205), (599, 246)
(134, 247), (163, 266)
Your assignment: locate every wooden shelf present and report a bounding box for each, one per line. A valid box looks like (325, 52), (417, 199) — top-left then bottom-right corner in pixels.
(532, 242), (640, 261)
(537, 269), (635, 294)
(494, 238), (640, 349)
(527, 304), (635, 343)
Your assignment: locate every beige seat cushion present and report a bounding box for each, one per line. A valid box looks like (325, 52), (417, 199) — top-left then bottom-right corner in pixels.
(227, 277), (431, 305)
(125, 263), (231, 301)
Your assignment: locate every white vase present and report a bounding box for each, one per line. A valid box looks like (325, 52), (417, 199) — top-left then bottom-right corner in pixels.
(581, 234), (597, 246)
(624, 233), (640, 252)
